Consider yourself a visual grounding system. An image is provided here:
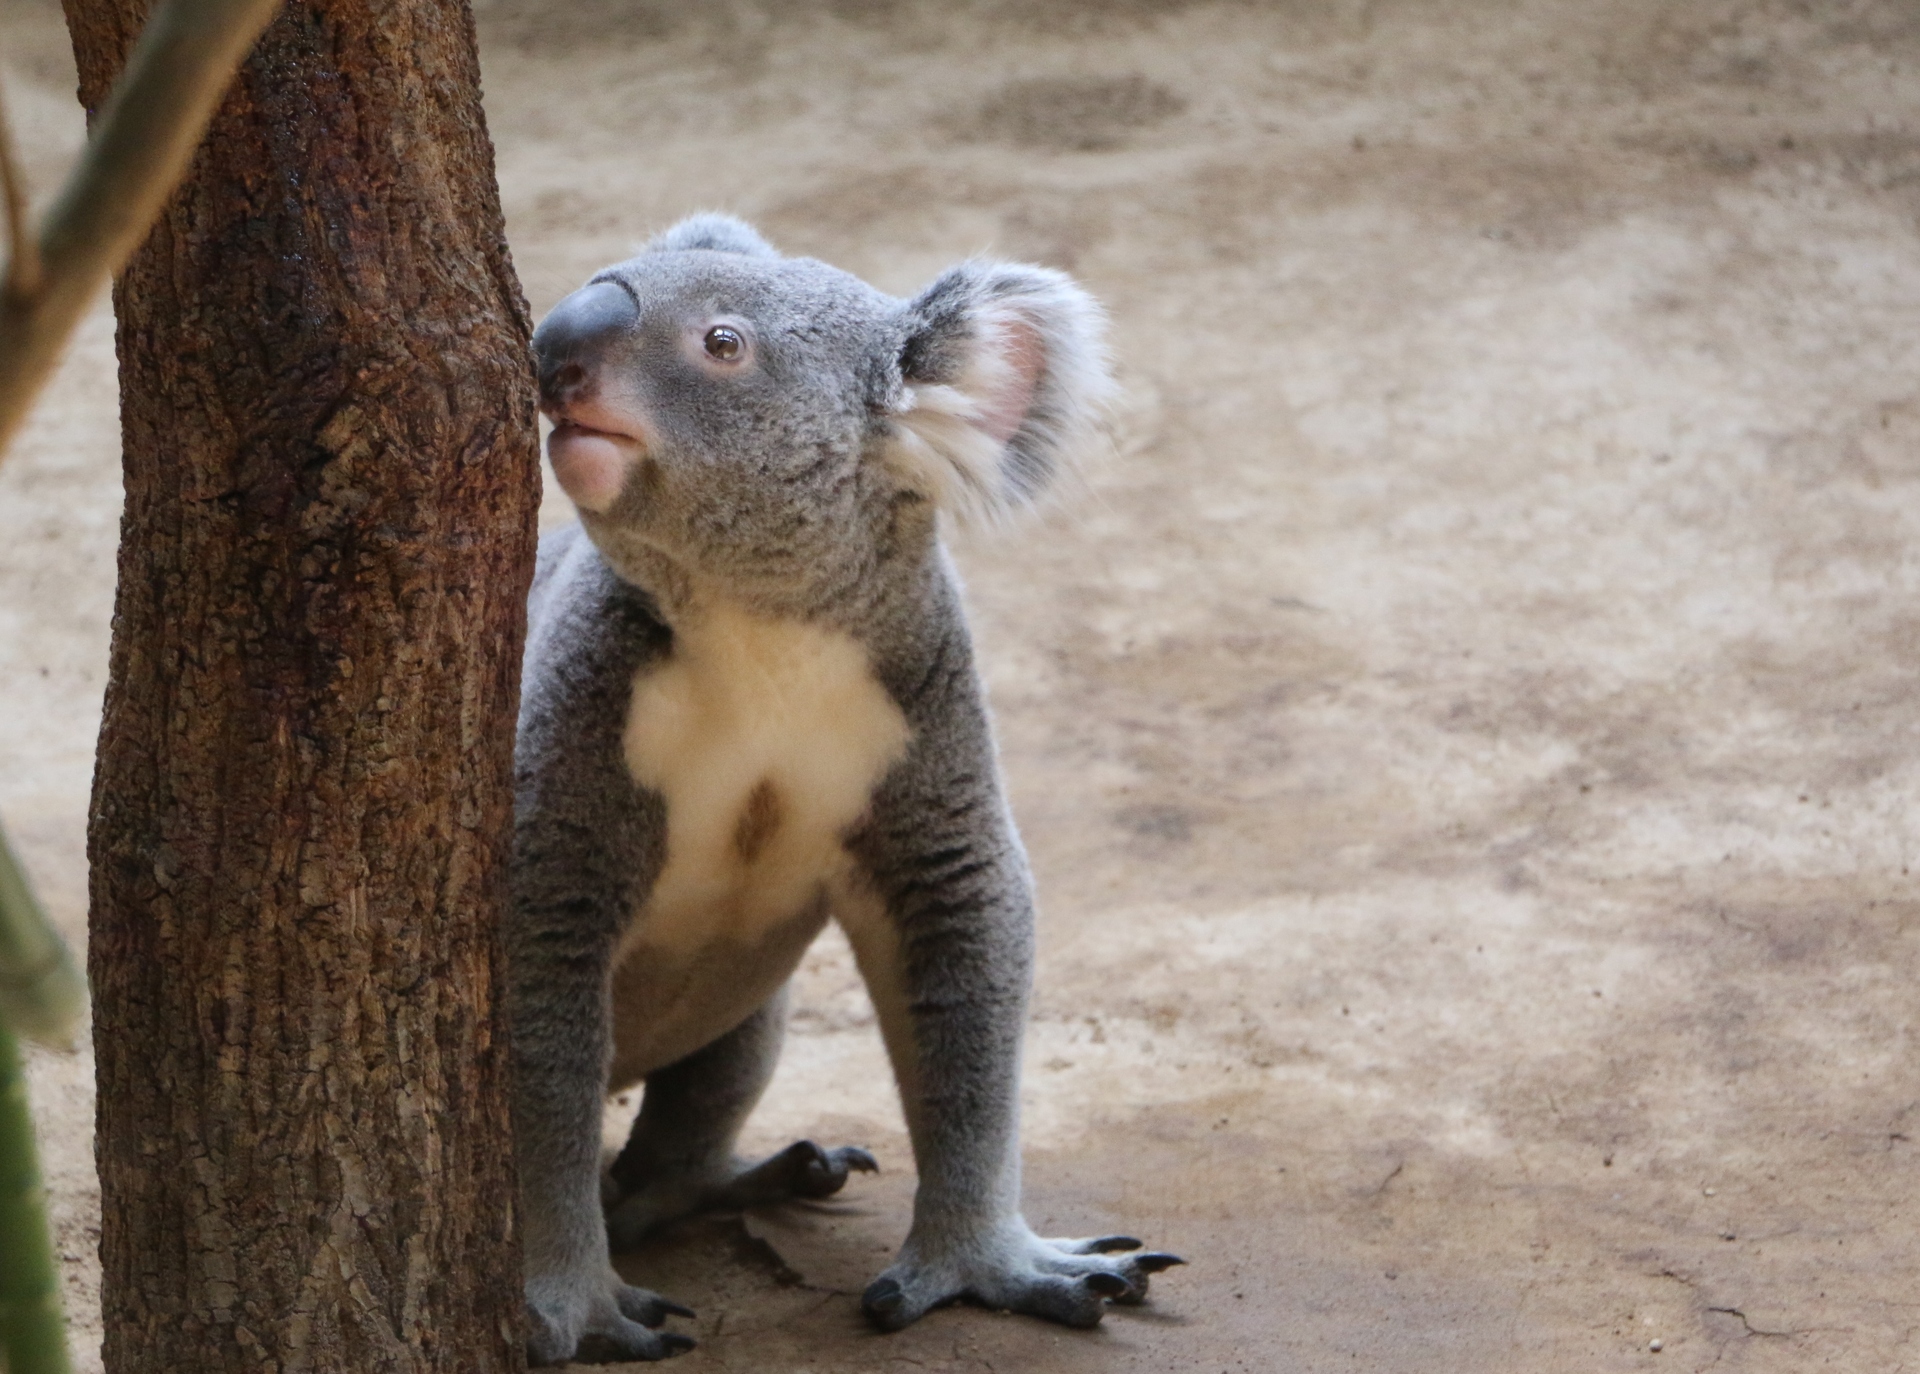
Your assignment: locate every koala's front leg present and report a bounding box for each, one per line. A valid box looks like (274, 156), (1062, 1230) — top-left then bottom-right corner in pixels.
(510, 549), (693, 1363)
(509, 868), (695, 1366)
(842, 738), (1182, 1333)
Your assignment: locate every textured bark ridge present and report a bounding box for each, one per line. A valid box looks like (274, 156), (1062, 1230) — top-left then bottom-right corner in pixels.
(66, 2), (538, 1369)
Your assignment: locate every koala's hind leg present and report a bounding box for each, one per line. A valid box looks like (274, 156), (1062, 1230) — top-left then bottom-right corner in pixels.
(604, 985), (878, 1250)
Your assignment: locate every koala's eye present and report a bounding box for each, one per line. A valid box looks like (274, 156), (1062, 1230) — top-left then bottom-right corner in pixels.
(703, 325), (745, 362)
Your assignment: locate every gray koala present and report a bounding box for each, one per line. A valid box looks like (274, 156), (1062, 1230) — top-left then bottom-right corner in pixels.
(511, 213), (1180, 1365)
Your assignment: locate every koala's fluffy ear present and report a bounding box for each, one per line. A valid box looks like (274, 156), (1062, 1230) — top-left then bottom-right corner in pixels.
(646, 212), (780, 258)
(887, 261), (1113, 525)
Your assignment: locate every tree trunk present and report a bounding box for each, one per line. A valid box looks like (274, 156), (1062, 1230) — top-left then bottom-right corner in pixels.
(65, 1), (537, 1369)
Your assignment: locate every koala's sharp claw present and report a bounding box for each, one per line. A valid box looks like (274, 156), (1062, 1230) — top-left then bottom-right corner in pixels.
(785, 1140), (882, 1199)
(1136, 1252), (1186, 1272)
(660, 1333), (697, 1357)
(610, 1283), (697, 1333)
(1084, 1271), (1132, 1297)
(1087, 1234), (1143, 1253)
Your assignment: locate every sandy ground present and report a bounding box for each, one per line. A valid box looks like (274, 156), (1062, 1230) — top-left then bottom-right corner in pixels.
(5, 0), (1919, 1369)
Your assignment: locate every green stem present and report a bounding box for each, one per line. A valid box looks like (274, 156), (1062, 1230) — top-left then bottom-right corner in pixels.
(0, 1012), (72, 1374)
(0, 826), (84, 1049)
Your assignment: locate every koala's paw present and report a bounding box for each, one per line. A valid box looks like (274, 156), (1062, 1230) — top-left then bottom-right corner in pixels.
(860, 1226), (1184, 1332)
(525, 1269), (695, 1366)
(741, 1138), (880, 1201)
(607, 1139), (878, 1250)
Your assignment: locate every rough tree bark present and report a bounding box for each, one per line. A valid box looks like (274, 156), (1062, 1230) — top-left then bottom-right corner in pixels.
(65, 1), (538, 1369)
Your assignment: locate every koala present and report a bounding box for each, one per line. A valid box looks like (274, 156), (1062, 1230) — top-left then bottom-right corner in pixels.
(511, 213), (1180, 1365)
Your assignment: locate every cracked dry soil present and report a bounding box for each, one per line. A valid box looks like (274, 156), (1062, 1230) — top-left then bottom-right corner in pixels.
(4, 1), (1918, 1370)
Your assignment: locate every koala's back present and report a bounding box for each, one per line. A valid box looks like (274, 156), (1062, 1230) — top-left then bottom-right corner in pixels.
(520, 523), (916, 1085)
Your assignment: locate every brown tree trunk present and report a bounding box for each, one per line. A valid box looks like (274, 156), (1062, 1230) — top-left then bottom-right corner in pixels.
(66, 2), (537, 1369)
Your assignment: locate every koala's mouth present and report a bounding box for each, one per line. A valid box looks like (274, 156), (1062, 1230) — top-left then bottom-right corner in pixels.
(546, 418), (644, 513)
(550, 418), (635, 444)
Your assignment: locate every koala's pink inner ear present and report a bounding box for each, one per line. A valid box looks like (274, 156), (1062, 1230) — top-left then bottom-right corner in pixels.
(977, 313), (1044, 446)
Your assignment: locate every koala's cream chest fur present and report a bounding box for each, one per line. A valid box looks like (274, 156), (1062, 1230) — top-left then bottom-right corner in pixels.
(607, 598), (910, 1081)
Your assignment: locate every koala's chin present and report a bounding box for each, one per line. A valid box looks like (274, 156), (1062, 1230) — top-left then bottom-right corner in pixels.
(513, 213), (1179, 1369)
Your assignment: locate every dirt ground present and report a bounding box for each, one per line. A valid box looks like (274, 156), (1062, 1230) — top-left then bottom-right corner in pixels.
(4, 0), (1919, 1369)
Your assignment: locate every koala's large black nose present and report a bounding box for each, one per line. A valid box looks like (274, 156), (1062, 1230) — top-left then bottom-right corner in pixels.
(533, 281), (636, 408)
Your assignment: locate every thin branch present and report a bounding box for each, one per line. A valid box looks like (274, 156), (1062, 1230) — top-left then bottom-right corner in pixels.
(0, 0), (283, 1045)
(0, 15), (285, 1372)
(0, 0), (285, 459)
(0, 83), (40, 301)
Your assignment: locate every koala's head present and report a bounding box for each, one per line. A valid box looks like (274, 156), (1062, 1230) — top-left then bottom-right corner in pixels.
(533, 213), (1112, 616)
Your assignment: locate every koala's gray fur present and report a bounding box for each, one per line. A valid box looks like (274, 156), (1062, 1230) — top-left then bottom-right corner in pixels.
(511, 213), (1180, 1365)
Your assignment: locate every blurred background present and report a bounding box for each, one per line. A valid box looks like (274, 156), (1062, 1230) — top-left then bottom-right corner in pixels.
(3, 1), (1917, 1369)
